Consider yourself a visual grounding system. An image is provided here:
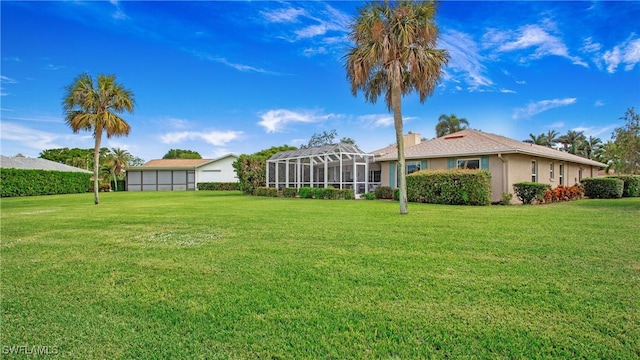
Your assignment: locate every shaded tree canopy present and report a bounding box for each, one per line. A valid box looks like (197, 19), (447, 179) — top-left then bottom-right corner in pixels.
(232, 145), (298, 195)
(162, 149), (202, 159)
(436, 114), (469, 137)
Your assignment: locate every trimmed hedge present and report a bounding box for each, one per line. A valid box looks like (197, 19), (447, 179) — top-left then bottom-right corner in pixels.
(407, 169), (492, 206)
(255, 187), (278, 197)
(299, 187), (314, 199)
(581, 178), (623, 199)
(374, 186), (395, 200)
(513, 182), (550, 204)
(607, 175), (640, 197)
(282, 187), (298, 198)
(1, 168), (91, 197)
(197, 182), (240, 191)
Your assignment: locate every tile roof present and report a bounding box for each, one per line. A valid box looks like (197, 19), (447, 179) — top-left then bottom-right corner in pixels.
(0, 155), (93, 173)
(372, 129), (607, 167)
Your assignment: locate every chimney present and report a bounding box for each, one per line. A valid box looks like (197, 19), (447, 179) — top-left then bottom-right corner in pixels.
(403, 132), (421, 147)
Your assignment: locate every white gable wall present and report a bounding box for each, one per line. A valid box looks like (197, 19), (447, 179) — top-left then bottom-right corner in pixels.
(196, 156), (237, 183)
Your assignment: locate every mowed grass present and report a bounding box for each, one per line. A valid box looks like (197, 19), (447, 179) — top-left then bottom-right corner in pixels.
(1, 191), (639, 359)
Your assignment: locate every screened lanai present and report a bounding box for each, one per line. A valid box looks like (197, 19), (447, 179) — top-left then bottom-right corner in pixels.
(266, 143), (381, 194)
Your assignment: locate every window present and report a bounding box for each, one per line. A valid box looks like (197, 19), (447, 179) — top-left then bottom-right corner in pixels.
(531, 160), (537, 182)
(406, 161), (421, 174)
(559, 164), (564, 185)
(457, 158), (480, 169)
(550, 163), (554, 180)
(370, 170), (381, 182)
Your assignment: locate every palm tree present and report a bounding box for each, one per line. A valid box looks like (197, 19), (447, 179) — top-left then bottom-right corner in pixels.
(106, 147), (132, 191)
(523, 133), (546, 145)
(344, 0), (448, 214)
(545, 130), (560, 147)
(558, 130), (586, 155)
(435, 114), (469, 137)
(582, 136), (603, 160)
(63, 73), (135, 204)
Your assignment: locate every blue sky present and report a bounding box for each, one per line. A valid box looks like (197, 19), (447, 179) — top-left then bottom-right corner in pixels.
(1, 1), (639, 161)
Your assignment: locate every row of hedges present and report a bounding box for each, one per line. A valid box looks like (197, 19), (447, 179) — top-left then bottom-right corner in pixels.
(581, 178), (624, 199)
(255, 186), (355, 200)
(607, 175), (639, 197)
(406, 169), (492, 206)
(197, 182), (240, 191)
(1, 168), (91, 197)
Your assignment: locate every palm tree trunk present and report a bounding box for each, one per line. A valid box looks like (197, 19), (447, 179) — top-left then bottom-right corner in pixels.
(93, 129), (102, 205)
(391, 80), (408, 214)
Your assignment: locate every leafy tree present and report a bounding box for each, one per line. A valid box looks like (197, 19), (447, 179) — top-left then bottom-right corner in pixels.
(340, 137), (357, 145)
(435, 114), (469, 137)
(344, 0), (448, 214)
(162, 149), (202, 159)
(611, 107), (640, 174)
(300, 130), (338, 149)
(63, 73), (135, 205)
(232, 145), (298, 194)
(129, 156), (145, 167)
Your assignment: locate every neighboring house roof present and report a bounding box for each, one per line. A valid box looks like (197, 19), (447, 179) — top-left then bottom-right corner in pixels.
(372, 129), (607, 167)
(130, 154), (238, 170)
(0, 155), (92, 173)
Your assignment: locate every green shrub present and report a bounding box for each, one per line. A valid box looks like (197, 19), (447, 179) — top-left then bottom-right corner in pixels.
(1, 168), (91, 197)
(607, 175), (640, 197)
(393, 188), (400, 201)
(313, 187), (325, 199)
(282, 187), (298, 198)
(374, 186), (394, 199)
(197, 182), (240, 191)
(407, 169), (492, 206)
(581, 178), (623, 199)
(255, 187), (278, 197)
(321, 186), (338, 199)
(361, 192), (376, 200)
(340, 189), (355, 200)
(500, 192), (513, 205)
(513, 182), (550, 204)
(110, 180), (126, 192)
(298, 187), (314, 199)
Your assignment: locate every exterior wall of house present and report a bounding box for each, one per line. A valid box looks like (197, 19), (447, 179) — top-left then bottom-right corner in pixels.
(196, 156), (238, 183)
(376, 154), (602, 204)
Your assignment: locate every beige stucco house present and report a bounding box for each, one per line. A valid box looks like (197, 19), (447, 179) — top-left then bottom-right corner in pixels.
(126, 154), (238, 191)
(371, 130), (606, 203)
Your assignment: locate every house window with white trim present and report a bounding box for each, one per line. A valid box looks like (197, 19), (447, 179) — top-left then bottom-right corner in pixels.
(457, 158), (480, 169)
(559, 164), (564, 185)
(531, 160), (537, 182)
(550, 163), (554, 180)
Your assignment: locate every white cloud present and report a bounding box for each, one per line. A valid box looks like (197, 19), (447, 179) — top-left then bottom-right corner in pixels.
(1, 75), (17, 84)
(357, 114), (394, 128)
(512, 98), (577, 120)
(160, 130), (242, 146)
(258, 109), (336, 133)
(571, 125), (616, 138)
(500, 89), (516, 94)
(548, 121), (565, 129)
(0, 122), (62, 150)
(594, 100), (605, 107)
(602, 36), (640, 73)
(485, 24), (587, 67)
(440, 30), (493, 91)
(262, 7), (306, 23)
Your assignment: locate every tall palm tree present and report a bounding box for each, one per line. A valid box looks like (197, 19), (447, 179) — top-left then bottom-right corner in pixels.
(106, 147), (132, 191)
(435, 114), (469, 137)
(63, 73), (135, 204)
(558, 130), (586, 155)
(344, 0), (448, 214)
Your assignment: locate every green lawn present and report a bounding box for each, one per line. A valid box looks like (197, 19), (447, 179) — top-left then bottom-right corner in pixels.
(1, 191), (639, 359)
